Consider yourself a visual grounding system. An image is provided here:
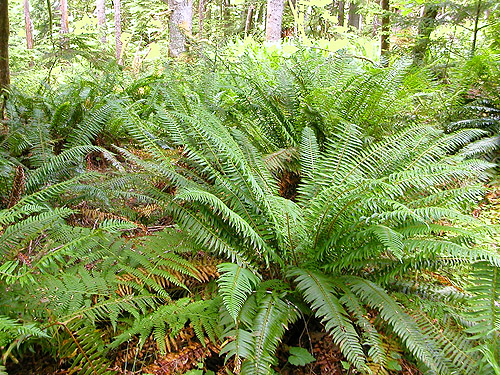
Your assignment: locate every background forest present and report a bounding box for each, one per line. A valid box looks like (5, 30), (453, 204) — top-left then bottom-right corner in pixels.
(0, 0), (499, 374)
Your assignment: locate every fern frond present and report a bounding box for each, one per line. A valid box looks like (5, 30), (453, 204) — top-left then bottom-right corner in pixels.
(26, 145), (121, 193)
(466, 262), (500, 337)
(175, 189), (270, 254)
(288, 268), (368, 371)
(66, 103), (114, 148)
(52, 319), (115, 375)
(217, 263), (260, 323)
(221, 291), (298, 375)
(243, 293), (298, 375)
(412, 311), (480, 374)
(299, 127), (320, 180)
(346, 276), (452, 374)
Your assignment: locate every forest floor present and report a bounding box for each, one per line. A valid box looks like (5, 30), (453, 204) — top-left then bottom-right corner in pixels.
(5, 330), (421, 375)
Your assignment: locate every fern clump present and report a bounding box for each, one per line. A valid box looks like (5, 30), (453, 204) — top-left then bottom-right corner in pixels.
(119, 78), (499, 373)
(0, 177), (211, 374)
(1, 49), (498, 375)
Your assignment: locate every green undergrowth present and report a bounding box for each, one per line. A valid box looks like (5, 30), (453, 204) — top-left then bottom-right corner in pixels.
(0, 46), (499, 375)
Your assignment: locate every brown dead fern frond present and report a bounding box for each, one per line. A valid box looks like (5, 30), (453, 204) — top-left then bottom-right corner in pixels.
(7, 166), (25, 208)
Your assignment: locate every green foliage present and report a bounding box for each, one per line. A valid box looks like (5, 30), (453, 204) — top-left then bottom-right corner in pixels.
(217, 263), (261, 322)
(2, 29), (500, 375)
(464, 262), (500, 372)
(210, 51), (415, 152)
(287, 347), (316, 366)
(0, 172), (208, 373)
(0, 315), (48, 364)
(117, 55), (498, 373)
(412, 311), (480, 374)
(112, 297), (221, 353)
(220, 287), (299, 375)
(289, 268), (368, 370)
(49, 319), (115, 375)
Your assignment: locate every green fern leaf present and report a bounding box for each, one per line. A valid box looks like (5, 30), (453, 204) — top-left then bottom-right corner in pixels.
(217, 263), (260, 322)
(288, 268), (368, 371)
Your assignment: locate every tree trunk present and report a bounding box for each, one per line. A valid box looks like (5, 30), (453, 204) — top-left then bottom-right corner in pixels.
(265, 0), (284, 41)
(168, 0), (193, 57)
(348, 1), (360, 29)
(412, 4), (438, 64)
(245, 4), (255, 36)
(337, 0), (344, 26)
(24, 0), (34, 49)
(471, 0), (481, 56)
(0, 0), (9, 90)
(237, 7), (247, 35)
(96, 0), (106, 43)
(380, 0), (390, 56)
(198, 0), (205, 36)
(222, 0), (231, 36)
(114, 0), (122, 62)
(256, 3), (265, 29)
(60, 0), (69, 33)
(0, 0), (9, 115)
(372, 15), (379, 36)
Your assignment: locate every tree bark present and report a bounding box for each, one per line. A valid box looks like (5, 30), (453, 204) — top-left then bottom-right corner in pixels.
(198, 0), (205, 36)
(380, 0), (390, 56)
(0, 0), (9, 115)
(471, 0), (481, 56)
(222, 0), (231, 37)
(245, 4), (255, 36)
(337, 0), (344, 26)
(412, 4), (438, 64)
(59, 0), (69, 48)
(24, 0), (34, 49)
(168, 0), (193, 57)
(114, 0), (122, 62)
(96, 0), (106, 43)
(348, 1), (360, 29)
(0, 0), (9, 90)
(265, 0), (284, 41)
(256, 3), (265, 29)
(60, 0), (69, 33)
(237, 7), (247, 35)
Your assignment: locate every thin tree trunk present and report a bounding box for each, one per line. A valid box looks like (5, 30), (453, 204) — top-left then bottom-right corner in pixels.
(256, 3), (264, 29)
(237, 7), (247, 35)
(245, 4), (255, 35)
(60, 0), (69, 33)
(337, 0), (344, 26)
(114, 0), (122, 62)
(380, 0), (390, 56)
(219, 0), (223, 27)
(198, 0), (205, 36)
(412, 4), (438, 64)
(348, 1), (360, 29)
(471, 0), (481, 56)
(46, 0), (54, 47)
(168, 0), (193, 57)
(59, 0), (69, 48)
(266, 0), (284, 41)
(223, 0), (231, 36)
(24, 0), (34, 49)
(0, 0), (9, 117)
(96, 0), (106, 43)
(372, 15), (379, 36)
(24, 0), (34, 67)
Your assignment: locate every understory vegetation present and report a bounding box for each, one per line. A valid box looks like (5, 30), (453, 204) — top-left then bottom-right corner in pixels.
(1, 27), (500, 375)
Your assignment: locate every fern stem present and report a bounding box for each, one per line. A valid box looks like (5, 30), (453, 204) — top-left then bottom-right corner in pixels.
(59, 321), (99, 375)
